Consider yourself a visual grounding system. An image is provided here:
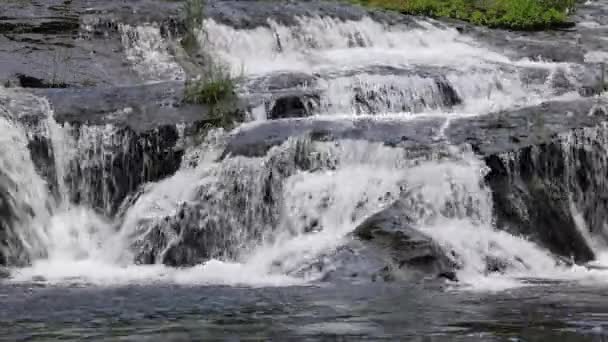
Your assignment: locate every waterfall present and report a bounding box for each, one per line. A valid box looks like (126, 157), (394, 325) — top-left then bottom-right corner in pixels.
(119, 23), (185, 81)
(202, 17), (587, 118)
(1, 10), (608, 291)
(0, 115), (51, 266)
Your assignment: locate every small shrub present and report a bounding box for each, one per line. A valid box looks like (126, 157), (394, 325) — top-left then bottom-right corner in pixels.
(352, 0), (575, 30)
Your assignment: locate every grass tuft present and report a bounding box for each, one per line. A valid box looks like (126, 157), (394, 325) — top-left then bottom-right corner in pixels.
(180, 0), (243, 129)
(181, 0), (204, 54)
(184, 63), (237, 106)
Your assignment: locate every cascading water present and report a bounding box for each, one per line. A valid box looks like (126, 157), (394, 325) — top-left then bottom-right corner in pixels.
(0, 109), (51, 266)
(120, 23), (185, 81)
(205, 17), (588, 118)
(2, 9), (608, 292)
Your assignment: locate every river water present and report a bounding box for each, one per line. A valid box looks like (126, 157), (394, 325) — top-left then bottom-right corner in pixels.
(2, 282), (608, 341)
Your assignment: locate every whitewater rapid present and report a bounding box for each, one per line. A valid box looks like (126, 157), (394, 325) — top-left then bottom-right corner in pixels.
(2, 14), (608, 291)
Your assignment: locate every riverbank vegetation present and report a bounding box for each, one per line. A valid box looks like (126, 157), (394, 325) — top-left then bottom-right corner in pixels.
(352, 0), (576, 30)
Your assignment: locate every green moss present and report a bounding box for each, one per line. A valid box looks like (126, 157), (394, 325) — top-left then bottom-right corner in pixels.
(351, 0), (575, 30)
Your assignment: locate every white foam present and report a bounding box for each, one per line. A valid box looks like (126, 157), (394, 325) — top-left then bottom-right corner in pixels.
(5, 14), (608, 291)
(0, 91), (54, 262)
(7, 134), (608, 291)
(200, 17), (583, 118)
(585, 51), (608, 63)
(10, 203), (302, 287)
(10, 259), (303, 287)
(202, 17), (514, 77)
(120, 24), (185, 81)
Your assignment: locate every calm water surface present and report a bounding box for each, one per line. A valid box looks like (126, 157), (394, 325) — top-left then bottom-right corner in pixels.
(2, 281), (608, 341)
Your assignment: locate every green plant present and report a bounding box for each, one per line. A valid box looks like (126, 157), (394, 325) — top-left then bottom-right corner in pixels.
(180, 0), (244, 129)
(182, 0), (204, 54)
(351, 0), (576, 30)
(184, 63), (237, 106)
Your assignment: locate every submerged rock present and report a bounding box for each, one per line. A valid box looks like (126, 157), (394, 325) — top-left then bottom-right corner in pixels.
(353, 200), (458, 281)
(287, 240), (398, 283)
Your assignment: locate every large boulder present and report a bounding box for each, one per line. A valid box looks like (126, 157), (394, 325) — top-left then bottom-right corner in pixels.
(484, 138), (599, 263)
(353, 200), (458, 281)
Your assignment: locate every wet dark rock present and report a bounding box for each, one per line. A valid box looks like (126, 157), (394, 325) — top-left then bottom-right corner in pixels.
(243, 73), (321, 120)
(223, 117), (444, 158)
(0, 19), (80, 35)
(484, 255), (528, 275)
(133, 200), (255, 266)
(353, 200), (457, 280)
(132, 139), (320, 266)
(287, 241), (388, 282)
(64, 123), (185, 216)
(484, 149), (595, 263)
(0, 0), (186, 88)
(34, 82), (208, 132)
(17, 74), (69, 89)
(449, 99), (608, 263)
(482, 119), (608, 263)
(345, 72), (463, 114)
(447, 98), (608, 156)
(26, 133), (59, 200)
(0, 267), (9, 278)
(225, 98), (608, 159)
(268, 94), (319, 120)
(434, 77), (461, 107)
